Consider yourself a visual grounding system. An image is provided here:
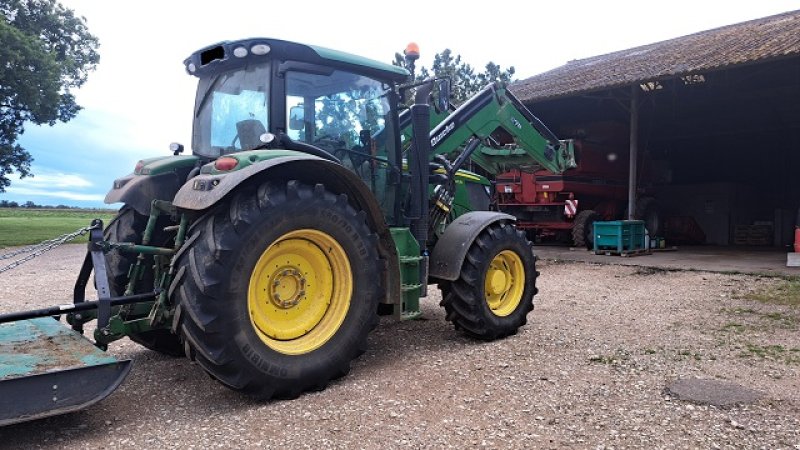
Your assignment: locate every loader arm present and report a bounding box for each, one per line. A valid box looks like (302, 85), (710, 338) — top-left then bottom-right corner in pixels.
(425, 83), (575, 176)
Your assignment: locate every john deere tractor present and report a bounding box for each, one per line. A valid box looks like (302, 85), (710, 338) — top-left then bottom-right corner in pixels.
(0, 38), (574, 424)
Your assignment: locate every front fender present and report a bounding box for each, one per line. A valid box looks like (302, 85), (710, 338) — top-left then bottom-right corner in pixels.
(429, 211), (517, 281)
(104, 155), (198, 216)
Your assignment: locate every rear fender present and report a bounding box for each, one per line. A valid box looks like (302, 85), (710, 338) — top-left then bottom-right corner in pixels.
(430, 211), (517, 281)
(172, 155), (402, 307)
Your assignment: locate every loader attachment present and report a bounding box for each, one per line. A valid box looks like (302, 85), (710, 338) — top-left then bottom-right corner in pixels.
(427, 83), (576, 176)
(0, 317), (131, 426)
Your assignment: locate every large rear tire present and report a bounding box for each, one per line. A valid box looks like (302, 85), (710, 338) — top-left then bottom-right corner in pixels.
(171, 181), (381, 399)
(439, 222), (538, 340)
(571, 209), (601, 249)
(104, 206), (184, 356)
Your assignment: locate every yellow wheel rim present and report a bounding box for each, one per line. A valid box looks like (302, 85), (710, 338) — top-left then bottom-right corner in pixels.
(248, 229), (352, 355)
(484, 250), (525, 317)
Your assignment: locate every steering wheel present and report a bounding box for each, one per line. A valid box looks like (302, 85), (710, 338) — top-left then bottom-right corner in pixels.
(333, 146), (372, 165)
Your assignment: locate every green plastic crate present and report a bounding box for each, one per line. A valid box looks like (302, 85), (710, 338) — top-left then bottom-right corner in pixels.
(593, 220), (646, 254)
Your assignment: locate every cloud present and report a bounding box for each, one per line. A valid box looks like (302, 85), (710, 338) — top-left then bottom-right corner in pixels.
(4, 187), (105, 202)
(4, 169), (104, 203)
(11, 172), (94, 189)
(22, 108), (170, 162)
(11, 111), (160, 207)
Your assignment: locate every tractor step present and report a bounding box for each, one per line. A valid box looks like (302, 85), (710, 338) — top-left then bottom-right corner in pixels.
(0, 317), (131, 426)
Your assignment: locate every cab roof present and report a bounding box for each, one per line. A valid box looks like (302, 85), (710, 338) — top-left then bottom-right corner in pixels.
(184, 37), (410, 83)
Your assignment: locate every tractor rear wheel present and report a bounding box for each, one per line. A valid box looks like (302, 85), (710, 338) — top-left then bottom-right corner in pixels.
(572, 210), (600, 249)
(439, 222), (537, 340)
(171, 181), (381, 399)
(104, 206), (184, 356)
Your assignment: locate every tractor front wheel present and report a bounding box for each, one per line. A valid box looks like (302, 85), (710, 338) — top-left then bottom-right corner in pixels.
(439, 222), (538, 340)
(171, 181), (381, 399)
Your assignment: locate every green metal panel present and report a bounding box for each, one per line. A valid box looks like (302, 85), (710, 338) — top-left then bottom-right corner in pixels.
(390, 227), (423, 319)
(134, 155), (199, 176)
(420, 166), (491, 218)
(202, 149), (316, 175)
(451, 172), (491, 219)
(309, 45), (409, 79)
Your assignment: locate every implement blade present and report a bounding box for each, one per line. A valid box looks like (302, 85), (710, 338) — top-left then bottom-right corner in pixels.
(0, 318), (131, 426)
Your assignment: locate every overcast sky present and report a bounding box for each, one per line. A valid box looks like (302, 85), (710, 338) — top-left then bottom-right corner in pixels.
(3, 1), (799, 207)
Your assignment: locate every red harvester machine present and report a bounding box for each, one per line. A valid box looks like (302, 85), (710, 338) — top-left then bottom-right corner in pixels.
(496, 122), (662, 248)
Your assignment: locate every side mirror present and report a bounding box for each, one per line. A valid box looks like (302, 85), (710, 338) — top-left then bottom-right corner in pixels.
(436, 79), (451, 113)
(289, 106), (305, 131)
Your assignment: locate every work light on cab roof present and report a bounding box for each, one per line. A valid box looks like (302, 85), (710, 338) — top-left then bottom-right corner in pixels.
(232, 43), (271, 58)
(185, 40), (273, 74)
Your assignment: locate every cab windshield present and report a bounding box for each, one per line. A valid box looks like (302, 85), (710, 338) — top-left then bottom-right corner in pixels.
(192, 62), (270, 157)
(284, 68), (398, 220)
(285, 69), (393, 165)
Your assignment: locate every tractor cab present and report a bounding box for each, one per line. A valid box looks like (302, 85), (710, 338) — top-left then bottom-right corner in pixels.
(184, 38), (410, 214)
(185, 38), (408, 162)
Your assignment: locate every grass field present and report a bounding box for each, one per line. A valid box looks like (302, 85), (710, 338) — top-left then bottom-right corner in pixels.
(0, 208), (118, 248)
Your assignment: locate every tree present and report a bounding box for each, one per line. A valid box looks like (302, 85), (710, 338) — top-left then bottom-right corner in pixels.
(0, 0), (99, 192)
(393, 48), (515, 105)
(478, 61), (516, 88)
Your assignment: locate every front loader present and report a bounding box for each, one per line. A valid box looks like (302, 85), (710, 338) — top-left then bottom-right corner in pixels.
(0, 38), (573, 425)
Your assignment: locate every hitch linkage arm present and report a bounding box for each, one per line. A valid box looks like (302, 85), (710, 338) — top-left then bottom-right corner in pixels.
(0, 217), (157, 327)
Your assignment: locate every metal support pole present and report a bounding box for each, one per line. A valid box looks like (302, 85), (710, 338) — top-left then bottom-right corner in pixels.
(0, 291), (159, 325)
(628, 85), (639, 220)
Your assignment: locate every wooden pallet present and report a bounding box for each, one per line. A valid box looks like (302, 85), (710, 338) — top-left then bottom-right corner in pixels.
(594, 248), (652, 257)
(651, 246), (678, 252)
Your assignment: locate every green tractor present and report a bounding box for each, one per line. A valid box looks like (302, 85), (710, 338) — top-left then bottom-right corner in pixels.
(0, 38), (574, 423)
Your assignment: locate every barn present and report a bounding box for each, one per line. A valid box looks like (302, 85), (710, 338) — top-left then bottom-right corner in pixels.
(510, 10), (800, 250)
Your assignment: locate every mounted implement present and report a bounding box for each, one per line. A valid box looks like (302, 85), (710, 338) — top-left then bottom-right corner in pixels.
(0, 221), (143, 425)
(0, 38), (573, 424)
(0, 318), (130, 426)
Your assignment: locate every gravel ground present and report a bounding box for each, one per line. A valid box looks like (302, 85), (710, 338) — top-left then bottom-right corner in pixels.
(0, 244), (799, 449)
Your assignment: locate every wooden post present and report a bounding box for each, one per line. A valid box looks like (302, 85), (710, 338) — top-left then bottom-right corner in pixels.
(628, 85), (639, 220)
